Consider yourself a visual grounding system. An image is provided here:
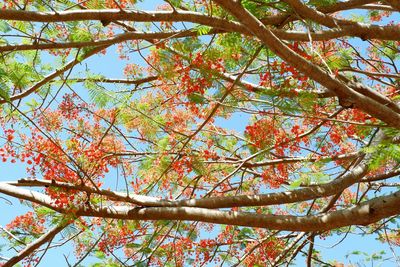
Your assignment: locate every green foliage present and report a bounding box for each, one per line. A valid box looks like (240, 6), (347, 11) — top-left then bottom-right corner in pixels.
(69, 27), (93, 42)
(10, 21), (30, 34)
(345, 250), (388, 266)
(237, 227), (254, 239)
(308, 0), (338, 7)
(35, 207), (55, 216)
(191, 156), (206, 175)
(216, 33), (242, 55)
(289, 177), (303, 189)
(125, 242), (142, 249)
(52, 0), (79, 10)
(0, 21), (11, 33)
(86, 81), (112, 108)
(194, 25), (212, 35)
(325, 49), (352, 70)
(363, 129), (400, 170)
(240, 0), (278, 17)
(89, 262), (121, 267)
(140, 156), (157, 173)
(61, 224), (81, 238)
(187, 92), (206, 104)
(85, 0), (106, 9)
(0, 87), (10, 102)
(171, 37), (202, 55)
(157, 136), (170, 150)
(78, 47), (97, 62)
(302, 170), (328, 185)
(0, 67), (10, 101)
(167, 0), (183, 7)
(94, 250), (106, 259)
(0, 56), (42, 97)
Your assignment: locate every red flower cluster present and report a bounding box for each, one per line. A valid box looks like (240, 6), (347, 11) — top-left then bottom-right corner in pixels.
(245, 118), (288, 149)
(261, 164), (289, 189)
(171, 156), (193, 179)
(6, 211), (45, 236)
(244, 238), (284, 265)
(203, 149), (218, 160)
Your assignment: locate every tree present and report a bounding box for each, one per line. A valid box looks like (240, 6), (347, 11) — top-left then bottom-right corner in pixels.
(0, 0), (399, 266)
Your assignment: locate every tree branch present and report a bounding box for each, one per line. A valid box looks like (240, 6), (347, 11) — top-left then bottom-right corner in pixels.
(1, 181), (400, 232)
(3, 223), (70, 267)
(0, 9), (246, 32)
(0, 44), (110, 104)
(77, 190), (400, 232)
(212, 0), (400, 128)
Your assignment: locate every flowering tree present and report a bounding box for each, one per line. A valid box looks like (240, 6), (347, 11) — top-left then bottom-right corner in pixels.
(0, 0), (399, 266)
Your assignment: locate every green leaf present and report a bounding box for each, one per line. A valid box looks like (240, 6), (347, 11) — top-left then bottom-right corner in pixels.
(289, 178), (303, 189)
(125, 243), (142, 249)
(158, 136), (170, 150)
(156, 220), (171, 226)
(0, 87), (10, 102)
(194, 25), (212, 35)
(0, 21), (11, 33)
(94, 250), (106, 259)
(168, 0), (183, 7)
(140, 247), (152, 254)
(69, 28), (93, 42)
(87, 83), (112, 108)
(133, 262), (147, 267)
(85, 0), (106, 9)
(238, 227), (254, 239)
(308, 0), (338, 8)
(187, 93), (205, 104)
(36, 207), (54, 216)
(26, 98), (39, 110)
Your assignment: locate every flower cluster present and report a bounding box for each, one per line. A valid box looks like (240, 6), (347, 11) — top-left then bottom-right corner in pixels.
(245, 118), (288, 149)
(6, 211), (46, 236)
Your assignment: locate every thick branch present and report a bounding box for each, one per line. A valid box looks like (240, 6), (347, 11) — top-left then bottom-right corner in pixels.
(0, 9), (398, 51)
(1, 181), (400, 232)
(283, 0), (348, 28)
(259, 0), (377, 26)
(3, 223), (69, 267)
(0, 182), (60, 211)
(385, 0), (400, 11)
(0, 156), (368, 209)
(283, 0), (400, 41)
(1, 25), (399, 54)
(5, 179), (165, 207)
(78, 190), (400, 232)
(0, 9), (246, 33)
(275, 25), (400, 41)
(0, 31), (202, 52)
